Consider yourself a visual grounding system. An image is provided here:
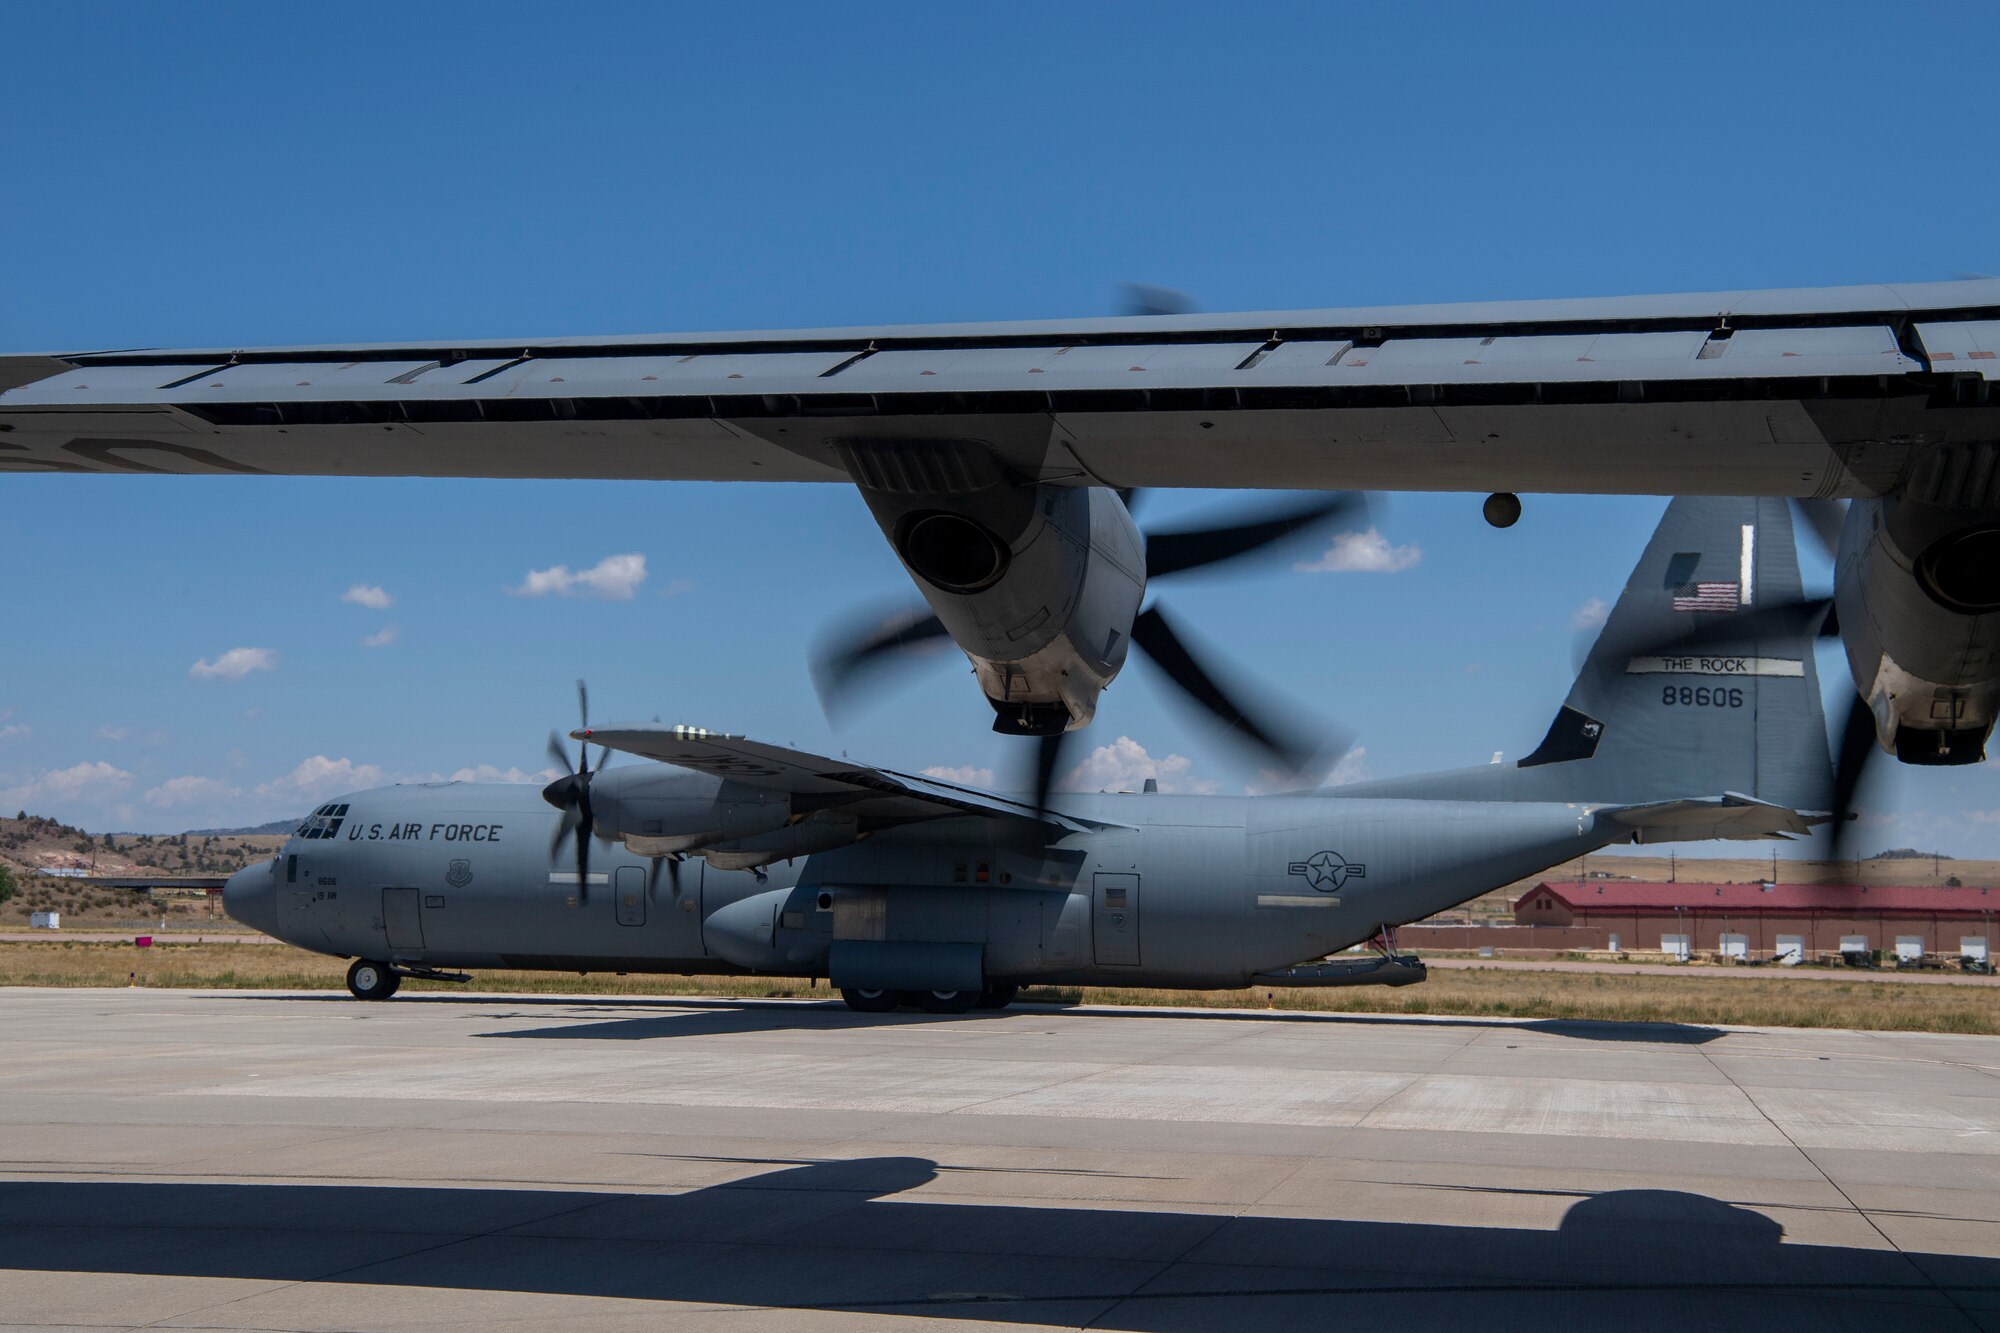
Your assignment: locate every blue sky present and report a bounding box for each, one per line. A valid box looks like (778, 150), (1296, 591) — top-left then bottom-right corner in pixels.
(4, 2), (1999, 854)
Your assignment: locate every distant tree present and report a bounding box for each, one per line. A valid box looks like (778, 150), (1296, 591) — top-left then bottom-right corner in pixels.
(0, 863), (15, 904)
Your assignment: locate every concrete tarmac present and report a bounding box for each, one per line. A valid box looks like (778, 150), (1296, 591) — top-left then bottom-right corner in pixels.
(2, 988), (1997, 1331)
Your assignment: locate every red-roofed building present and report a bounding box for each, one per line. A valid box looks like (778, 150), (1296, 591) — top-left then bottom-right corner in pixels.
(1514, 881), (1998, 962)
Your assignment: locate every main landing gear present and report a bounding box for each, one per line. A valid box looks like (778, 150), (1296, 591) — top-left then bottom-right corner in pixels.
(838, 983), (1019, 1014)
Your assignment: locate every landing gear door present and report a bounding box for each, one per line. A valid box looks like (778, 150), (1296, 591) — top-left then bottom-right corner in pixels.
(1092, 872), (1140, 966)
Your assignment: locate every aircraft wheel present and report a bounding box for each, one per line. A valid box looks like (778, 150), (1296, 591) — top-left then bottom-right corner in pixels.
(346, 959), (401, 1001)
(917, 988), (978, 1014)
(840, 987), (903, 1013)
(974, 983), (1019, 1010)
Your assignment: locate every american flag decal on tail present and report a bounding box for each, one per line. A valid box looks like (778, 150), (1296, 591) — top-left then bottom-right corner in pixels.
(1673, 581), (1741, 612)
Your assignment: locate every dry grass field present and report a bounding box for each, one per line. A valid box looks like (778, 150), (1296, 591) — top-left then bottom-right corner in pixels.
(7, 941), (1998, 1035)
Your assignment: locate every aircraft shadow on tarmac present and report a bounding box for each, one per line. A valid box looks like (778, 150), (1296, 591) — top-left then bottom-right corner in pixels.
(464, 1001), (1726, 1045)
(239, 993), (1726, 1043)
(0, 1158), (1987, 1330)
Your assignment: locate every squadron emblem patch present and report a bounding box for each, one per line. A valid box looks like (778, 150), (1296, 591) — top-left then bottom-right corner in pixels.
(445, 859), (473, 888)
(1288, 850), (1366, 893)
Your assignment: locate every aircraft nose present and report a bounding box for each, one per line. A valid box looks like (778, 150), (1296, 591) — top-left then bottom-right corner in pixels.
(223, 859), (280, 936)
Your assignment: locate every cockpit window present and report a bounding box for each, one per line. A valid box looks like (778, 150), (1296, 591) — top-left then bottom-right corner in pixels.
(295, 803), (349, 840)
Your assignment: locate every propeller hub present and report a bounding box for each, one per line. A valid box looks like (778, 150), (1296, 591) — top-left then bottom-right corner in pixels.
(540, 772), (580, 811)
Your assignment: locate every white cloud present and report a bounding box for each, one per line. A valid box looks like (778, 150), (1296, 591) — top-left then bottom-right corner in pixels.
(0, 760), (134, 809)
(1295, 527), (1422, 574)
(254, 756), (387, 805)
(361, 624), (400, 648)
(144, 775), (241, 809)
(191, 647), (278, 682)
(447, 764), (562, 784)
(660, 578), (695, 598)
(1062, 736), (1216, 794)
(1572, 596), (1610, 630)
(340, 583), (394, 610)
(922, 764), (997, 787)
(0, 723), (28, 743)
(511, 553), (648, 600)
(94, 725), (129, 741)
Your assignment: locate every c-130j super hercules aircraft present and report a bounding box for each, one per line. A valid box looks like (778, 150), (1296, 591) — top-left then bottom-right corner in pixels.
(6, 278), (1999, 830)
(225, 496), (1835, 1011)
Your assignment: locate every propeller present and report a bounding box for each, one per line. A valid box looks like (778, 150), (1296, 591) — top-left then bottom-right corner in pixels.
(813, 490), (1366, 812)
(1792, 498), (1847, 565)
(1117, 283), (1197, 318)
(810, 607), (955, 725)
(539, 680), (607, 904)
(646, 850), (685, 903)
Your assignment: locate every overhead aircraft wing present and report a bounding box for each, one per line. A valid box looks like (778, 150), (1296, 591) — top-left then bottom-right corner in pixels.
(1596, 792), (1831, 844)
(574, 724), (1123, 834)
(6, 278), (1999, 496)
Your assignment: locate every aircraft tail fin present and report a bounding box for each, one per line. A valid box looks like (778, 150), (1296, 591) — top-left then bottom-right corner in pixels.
(1512, 496), (1832, 813)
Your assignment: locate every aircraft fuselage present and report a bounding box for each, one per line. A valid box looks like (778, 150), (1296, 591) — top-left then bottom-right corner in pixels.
(225, 780), (1614, 990)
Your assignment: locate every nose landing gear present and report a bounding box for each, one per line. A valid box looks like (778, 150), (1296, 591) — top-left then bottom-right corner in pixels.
(346, 959), (401, 1001)
(344, 959), (471, 999)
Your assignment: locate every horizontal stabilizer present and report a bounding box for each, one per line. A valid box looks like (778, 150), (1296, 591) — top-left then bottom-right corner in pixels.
(1597, 792), (1830, 844)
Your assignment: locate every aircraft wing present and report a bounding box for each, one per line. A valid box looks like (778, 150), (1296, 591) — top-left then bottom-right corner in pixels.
(6, 278), (2000, 496)
(1596, 793), (1830, 844)
(574, 724), (1121, 833)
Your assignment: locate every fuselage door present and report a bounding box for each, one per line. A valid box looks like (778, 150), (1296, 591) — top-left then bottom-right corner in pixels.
(382, 887), (425, 952)
(615, 865), (646, 927)
(1092, 872), (1140, 966)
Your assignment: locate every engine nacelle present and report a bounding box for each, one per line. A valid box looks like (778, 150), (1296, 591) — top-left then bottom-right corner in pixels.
(1836, 494), (2000, 763)
(841, 440), (1144, 735)
(583, 766), (792, 850)
(704, 812), (865, 871)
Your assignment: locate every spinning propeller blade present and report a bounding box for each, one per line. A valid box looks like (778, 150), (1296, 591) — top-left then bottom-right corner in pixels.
(1144, 492), (1369, 581)
(810, 604), (954, 720)
(538, 680), (604, 904)
(1128, 606), (1341, 780)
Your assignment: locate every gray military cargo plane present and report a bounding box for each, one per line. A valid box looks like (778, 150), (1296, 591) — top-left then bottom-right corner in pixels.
(7, 278), (1998, 806)
(224, 496), (1834, 1011)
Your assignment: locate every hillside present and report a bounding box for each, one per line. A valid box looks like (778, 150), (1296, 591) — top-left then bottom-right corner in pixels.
(0, 813), (287, 927)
